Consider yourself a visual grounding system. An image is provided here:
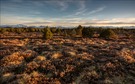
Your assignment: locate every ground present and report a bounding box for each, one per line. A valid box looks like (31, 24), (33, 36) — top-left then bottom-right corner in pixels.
(0, 32), (135, 84)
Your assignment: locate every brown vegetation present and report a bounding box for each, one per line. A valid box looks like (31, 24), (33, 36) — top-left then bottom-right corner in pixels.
(0, 26), (135, 84)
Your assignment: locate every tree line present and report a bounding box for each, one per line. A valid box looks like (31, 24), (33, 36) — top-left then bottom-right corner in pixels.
(0, 25), (135, 39)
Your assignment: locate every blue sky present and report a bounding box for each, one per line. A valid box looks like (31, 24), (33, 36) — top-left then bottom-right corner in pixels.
(0, 0), (135, 26)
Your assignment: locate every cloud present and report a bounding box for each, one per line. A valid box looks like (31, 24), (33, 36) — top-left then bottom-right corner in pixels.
(45, 0), (69, 11)
(65, 1), (86, 17)
(31, 1), (45, 7)
(58, 1), (68, 11)
(0, 14), (46, 25)
(83, 18), (135, 26)
(29, 11), (41, 15)
(75, 9), (87, 15)
(78, 1), (86, 11)
(28, 18), (135, 26)
(111, 18), (135, 23)
(11, 0), (23, 3)
(1, 14), (135, 27)
(84, 6), (106, 15)
(74, 1), (86, 15)
(66, 4), (105, 17)
(24, 18), (135, 27)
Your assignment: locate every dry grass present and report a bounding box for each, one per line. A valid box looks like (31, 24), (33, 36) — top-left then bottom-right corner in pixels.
(0, 34), (135, 83)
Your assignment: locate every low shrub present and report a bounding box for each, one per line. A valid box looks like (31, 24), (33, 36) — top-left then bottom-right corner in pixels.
(82, 28), (94, 38)
(100, 29), (118, 39)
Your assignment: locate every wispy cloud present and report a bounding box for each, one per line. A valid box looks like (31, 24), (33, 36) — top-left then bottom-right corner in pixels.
(75, 9), (87, 15)
(58, 1), (68, 11)
(24, 17), (135, 27)
(83, 18), (135, 26)
(65, 1), (86, 17)
(29, 11), (41, 15)
(84, 6), (106, 15)
(11, 0), (23, 3)
(75, 1), (86, 15)
(78, 1), (86, 11)
(23, 18), (135, 26)
(0, 14), (46, 25)
(45, 0), (69, 11)
(66, 4), (105, 17)
(1, 13), (135, 27)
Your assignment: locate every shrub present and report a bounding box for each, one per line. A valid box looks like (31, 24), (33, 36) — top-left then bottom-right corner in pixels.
(82, 28), (94, 38)
(70, 29), (76, 37)
(76, 25), (83, 36)
(43, 28), (53, 39)
(63, 30), (68, 37)
(125, 33), (132, 39)
(0, 28), (6, 33)
(56, 28), (61, 35)
(100, 29), (118, 39)
(51, 28), (57, 33)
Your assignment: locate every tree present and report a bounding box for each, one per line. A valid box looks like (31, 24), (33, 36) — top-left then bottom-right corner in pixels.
(63, 30), (68, 37)
(56, 28), (61, 35)
(70, 29), (76, 37)
(43, 28), (53, 39)
(76, 25), (83, 36)
(51, 28), (57, 33)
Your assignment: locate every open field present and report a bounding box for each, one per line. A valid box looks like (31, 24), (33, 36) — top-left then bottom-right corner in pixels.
(0, 31), (135, 84)
(1, 0), (135, 83)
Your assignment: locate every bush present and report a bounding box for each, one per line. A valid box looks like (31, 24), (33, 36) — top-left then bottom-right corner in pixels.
(100, 29), (118, 39)
(0, 28), (6, 33)
(70, 29), (76, 37)
(82, 28), (94, 38)
(51, 28), (57, 33)
(43, 28), (53, 39)
(76, 25), (83, 36)
(63, 30), (68, 37)
(56, 28), (61, 35)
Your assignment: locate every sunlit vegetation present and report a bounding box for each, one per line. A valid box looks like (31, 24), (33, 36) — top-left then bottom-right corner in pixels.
(43, 28), (53, 39)
(0, 25), (135, 83)
(0, 25), (135, 39)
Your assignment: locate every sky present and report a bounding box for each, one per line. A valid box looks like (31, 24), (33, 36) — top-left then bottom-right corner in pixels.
(0, 0), (135, 27)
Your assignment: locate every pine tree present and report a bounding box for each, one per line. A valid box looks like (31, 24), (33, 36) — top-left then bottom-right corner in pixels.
(76, 25), (83, 36)
(43, 28), (53, 39)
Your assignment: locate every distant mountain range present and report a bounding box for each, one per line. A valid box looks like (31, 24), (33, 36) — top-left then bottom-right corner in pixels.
(0, 24), (28, 28)
(0, 24), (46, 28)
(0, 24), (135, 29)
